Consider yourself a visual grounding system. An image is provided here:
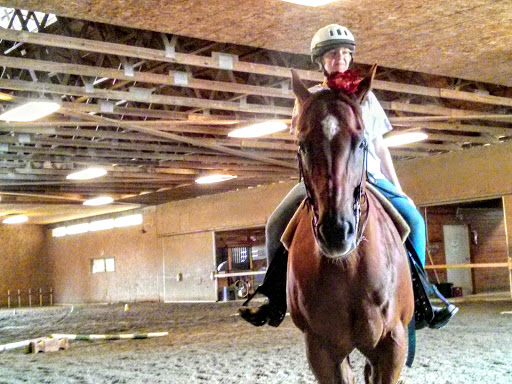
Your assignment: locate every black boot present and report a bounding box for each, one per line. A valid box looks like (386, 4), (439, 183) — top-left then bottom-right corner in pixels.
(406, 239), (459, 330)
(238, 245), (288, 327)
(429, 304), (459, 329)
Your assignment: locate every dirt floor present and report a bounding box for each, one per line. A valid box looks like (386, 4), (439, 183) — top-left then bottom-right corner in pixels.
(1, 300), (511, 384)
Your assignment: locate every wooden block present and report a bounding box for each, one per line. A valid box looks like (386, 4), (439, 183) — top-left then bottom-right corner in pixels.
(27, 337), (70, 353)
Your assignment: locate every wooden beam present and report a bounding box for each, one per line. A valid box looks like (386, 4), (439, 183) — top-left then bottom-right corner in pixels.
(0, 78), (294, 116)
(60, 110), (297, 169)
(2, 29), (512, 108)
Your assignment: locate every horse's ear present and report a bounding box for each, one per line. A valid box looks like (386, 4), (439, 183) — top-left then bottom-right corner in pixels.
(354, 63), (378, 104)
(291, 69), (311, 104)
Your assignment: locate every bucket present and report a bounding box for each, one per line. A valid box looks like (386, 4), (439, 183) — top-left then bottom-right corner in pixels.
(221, 286), (236, 301)
(435, 282), (454, 298)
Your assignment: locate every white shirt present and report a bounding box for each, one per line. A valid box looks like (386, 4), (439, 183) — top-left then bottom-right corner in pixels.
(292, 86), (392, 180)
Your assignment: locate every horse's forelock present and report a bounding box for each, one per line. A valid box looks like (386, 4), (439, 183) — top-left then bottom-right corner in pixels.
(298, 89), (364, 140)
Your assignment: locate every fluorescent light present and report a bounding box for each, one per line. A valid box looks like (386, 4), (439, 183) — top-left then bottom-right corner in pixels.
(228, 121), (287, 138)
(0, 101), (60, 122)
(195, 174), (237, 184)
(280, 0), (338, 6)
(67, 168), (107, 180)
(52, 227), (67, 237)
(383, 132), (428, 147)
(89, 218), (115, 231)
(0, 92), (13, 101)
(114, 214), (143, 228)
(2, 215), (28, 224)
(66, 223), (89, 235)
(83, 196), (114, 206)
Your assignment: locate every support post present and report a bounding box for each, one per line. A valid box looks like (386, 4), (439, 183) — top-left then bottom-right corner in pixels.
(39, 288), (43, 306)
(502, 195), (512, 299)
(17, 289), (21, 307)
(7, 290), (10, 308)
(50, 287), (53, 306)
(28, 288), (32, 307)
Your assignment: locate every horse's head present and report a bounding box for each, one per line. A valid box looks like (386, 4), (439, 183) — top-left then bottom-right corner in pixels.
(291, 66), (376, 259)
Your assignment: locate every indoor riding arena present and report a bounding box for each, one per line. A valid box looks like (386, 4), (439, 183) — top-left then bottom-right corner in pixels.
(1, 2), (512, 384)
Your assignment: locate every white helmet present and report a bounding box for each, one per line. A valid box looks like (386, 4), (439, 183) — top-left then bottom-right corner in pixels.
(310, 24), (356, 64)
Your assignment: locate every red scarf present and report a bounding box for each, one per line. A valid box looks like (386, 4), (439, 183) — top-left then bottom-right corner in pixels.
(325, 70), (362, 94)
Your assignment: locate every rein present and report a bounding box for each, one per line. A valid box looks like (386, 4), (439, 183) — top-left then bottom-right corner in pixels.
(297, 95), (370, 255)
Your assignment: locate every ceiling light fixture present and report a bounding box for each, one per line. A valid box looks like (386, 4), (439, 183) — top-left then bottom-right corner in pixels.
(83, 196), (114, 206)
(280, 0), (339, 6)
(67, 168), (107, 180)
(3, 215), (28, 224)
(195, 174), (237, 184)
(228, 121), (287, 138)
(383, 132), (428, 147)
(0, 101), (60, 122)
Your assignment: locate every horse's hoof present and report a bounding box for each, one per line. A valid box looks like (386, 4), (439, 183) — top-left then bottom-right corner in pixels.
(429, 304), (459, 329)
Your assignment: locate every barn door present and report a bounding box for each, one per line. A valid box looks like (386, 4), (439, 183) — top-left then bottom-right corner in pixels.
(162, 231), (217, 302)
(443, 224), (473, 295)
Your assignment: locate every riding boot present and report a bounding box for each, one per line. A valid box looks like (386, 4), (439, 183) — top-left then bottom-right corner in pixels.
(406, 239), (459, 330)
(238, 245), (288, 327)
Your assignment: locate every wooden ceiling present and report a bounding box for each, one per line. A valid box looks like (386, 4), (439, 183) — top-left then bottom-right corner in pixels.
(0, 1), (511, 224)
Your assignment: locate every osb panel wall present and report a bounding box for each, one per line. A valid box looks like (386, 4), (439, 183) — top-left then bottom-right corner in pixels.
(46, 208), (162, 304)
(0, 224), (50, 307)
(10, 0), (512, 86)
(162, 231), (216, 302)
(424, 206), (508, 293)
(397, 142), (512, 206)
(156, 182), (295, 236)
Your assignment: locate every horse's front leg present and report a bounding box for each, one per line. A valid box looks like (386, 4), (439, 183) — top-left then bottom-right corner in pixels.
(362, 324), (406, 384)
(305, 332), (354, 384)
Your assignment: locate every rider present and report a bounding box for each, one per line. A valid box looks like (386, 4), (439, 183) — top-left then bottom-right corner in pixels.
(239, 24), (459, 329)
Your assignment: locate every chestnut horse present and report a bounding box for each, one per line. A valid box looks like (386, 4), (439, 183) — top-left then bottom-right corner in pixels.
(286, 68), (414, 384)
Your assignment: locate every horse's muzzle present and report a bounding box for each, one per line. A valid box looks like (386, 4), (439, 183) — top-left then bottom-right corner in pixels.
(316, 215), (355, 257)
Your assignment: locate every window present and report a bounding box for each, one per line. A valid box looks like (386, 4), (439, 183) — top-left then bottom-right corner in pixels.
(92, 257), (115, 274)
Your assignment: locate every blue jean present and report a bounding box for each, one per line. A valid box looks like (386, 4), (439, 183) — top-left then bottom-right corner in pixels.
(371, 177), (426, 266)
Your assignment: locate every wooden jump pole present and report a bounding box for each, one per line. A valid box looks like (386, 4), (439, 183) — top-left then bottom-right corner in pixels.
(51, 332), (169, 341)
(0, 332), (168, 353)
(0, 338), (44, 352)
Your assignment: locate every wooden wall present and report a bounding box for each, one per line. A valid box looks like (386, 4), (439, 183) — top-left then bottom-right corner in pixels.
(0, 224), (50, 306)
(396, 141), (512, 206)
(45, 208), (162, 304)
(43, 183), (294, 304)
(424, 204), (509, 293)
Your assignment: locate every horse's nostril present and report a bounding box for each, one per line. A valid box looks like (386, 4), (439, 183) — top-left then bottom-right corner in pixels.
(319, 218), (353, 243)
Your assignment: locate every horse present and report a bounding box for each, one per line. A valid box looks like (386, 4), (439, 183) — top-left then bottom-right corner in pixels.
(285, 68), (414, 384)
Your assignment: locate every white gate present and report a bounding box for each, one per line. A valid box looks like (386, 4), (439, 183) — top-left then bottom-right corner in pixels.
(443, 224), (473, 295)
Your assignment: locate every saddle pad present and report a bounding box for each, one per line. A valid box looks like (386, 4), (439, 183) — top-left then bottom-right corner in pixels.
(366, 183), (410, 243)
(281, 199), (310, 251)
(280, 184), (410, 251)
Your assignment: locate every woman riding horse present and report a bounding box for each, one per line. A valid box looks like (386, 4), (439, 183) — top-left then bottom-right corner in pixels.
(239, 24), (458, 328)
(286, 65), (413, 384)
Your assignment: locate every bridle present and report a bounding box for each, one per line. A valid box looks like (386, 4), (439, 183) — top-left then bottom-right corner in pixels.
(297, 93), (370, 254)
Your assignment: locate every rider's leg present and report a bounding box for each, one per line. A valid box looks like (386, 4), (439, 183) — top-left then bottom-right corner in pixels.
(239, 182), (306, 327)
(371, 177), (458, 329)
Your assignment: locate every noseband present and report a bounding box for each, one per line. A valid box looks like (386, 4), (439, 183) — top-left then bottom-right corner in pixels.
(297, 96), (370, 255)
